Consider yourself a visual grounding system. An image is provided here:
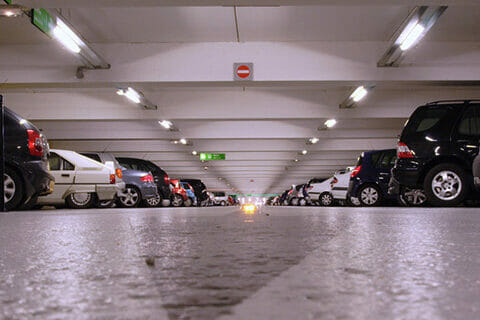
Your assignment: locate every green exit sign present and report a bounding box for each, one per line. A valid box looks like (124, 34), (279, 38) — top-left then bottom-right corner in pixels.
(31, 8), (55, 38)
(199, 153), (226, 161)
(4, 0), (12, 4)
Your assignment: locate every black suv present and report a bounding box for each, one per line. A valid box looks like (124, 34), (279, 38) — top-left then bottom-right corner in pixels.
(116, 157), (171, 206)
(390, 100), (480, 206)
(4, 107), (54, 210)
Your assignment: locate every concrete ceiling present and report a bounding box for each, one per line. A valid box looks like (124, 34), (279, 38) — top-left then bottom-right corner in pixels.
(1, 1), (480, 194)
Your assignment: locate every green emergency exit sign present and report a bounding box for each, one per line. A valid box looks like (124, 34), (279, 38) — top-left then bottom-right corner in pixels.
(4, 0), (12, 4)
(31, 8), (55, 38)
(199, 153), (226, 161)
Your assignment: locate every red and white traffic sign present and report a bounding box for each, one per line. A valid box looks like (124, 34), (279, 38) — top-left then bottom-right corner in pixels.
(233, 63), (254, 81)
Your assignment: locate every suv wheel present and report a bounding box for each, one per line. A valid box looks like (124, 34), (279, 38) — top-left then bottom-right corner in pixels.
(118, 186), (141, 208)
(4, 168), (24, 211)
(359, 185), (381, 206)
(424, 163), (468, 207)
(399, 188), (427, 207)
(66, 192), (95, 209)
(145, 194), (161, 207)
(319, 193), (334, 206)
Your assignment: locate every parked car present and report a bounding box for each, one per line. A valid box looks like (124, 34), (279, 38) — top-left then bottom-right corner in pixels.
(180, 181), (197, 206)
(474, 154), (480, 191)
(309, 178), (335, 206)
(348, 149), (399, 206)
(389, 100), (480, 206)
(116, 157), (171, 206)
(82, 152), (158, 208)
(212, 191), (229, 206)
(331, 169), (359, 206)
(37, 149), (123, 209)
(182, 179), (209, 206)
(170, 179), (191, 207)
(3, 107), (54, 211)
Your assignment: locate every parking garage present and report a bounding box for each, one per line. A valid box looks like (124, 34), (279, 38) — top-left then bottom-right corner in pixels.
(1, 1), (480, 319)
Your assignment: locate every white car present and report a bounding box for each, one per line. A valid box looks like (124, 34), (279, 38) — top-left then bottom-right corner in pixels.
(331, 169), (360, 206)
(211, 191), (229, 206)
(37, 149), (125, 209)
(309, 177), (336, 206)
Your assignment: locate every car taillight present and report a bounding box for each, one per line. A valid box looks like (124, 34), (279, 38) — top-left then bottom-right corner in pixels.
(164, 175), (169, 184)
(141, 174), (154, 182)
(27, 129), (43, 156)
(110, 174), (116, 184)
(115, 168), (123, 179)
(397, 142), (414, 159)
(351, 165), (362, 178)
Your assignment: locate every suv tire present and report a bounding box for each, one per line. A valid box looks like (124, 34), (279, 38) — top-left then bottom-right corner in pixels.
(358, 185), (381, 206)
(4, 168), (24, 211)
(424, 163), (468, 207)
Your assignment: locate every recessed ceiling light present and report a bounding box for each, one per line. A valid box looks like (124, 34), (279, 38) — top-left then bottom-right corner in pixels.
(324, 119), (337, 128)
(192, 151), (198, 155)
(302, 150), (308, 155)
(294, 159), (299, 162)
(309, 137), (319, 144)
(159, 120), (172, 129)
(179, 138), (187, 145)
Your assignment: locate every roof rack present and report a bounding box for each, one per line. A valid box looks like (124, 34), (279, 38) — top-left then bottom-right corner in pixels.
(426, 100), (480, 105)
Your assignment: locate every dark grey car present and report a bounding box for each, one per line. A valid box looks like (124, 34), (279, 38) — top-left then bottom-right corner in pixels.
(81, 153), (159, 208)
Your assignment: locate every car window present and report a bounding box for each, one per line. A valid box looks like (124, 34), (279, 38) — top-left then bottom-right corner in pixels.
(377, 150), (396, 169)
(82, 153), (102, 163)
(49, 153), (61, 171)
(63, 160), (75, 171)
(371, 152), (381, 167)
(403, 107), (449, 136)
(458, 105), (480, 137)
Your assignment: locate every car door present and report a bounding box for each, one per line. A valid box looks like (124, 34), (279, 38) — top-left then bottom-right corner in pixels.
(454, 104), (480, 168)
(376, 150), (396, 195)
(44, 152), (75, 202)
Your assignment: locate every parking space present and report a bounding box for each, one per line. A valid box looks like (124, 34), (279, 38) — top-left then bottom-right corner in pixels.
(1, 0), (480, 318)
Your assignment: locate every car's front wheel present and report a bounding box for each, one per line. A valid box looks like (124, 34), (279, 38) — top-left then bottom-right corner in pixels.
(66, 192), (96, 209)
(118, 186), (141, 208)
(184, 198), (193, 207)
(4, 168), (24, 211)
(424, 163), (468, 207)
(145, 194), (161, 207)
(358, 185), (381, 206)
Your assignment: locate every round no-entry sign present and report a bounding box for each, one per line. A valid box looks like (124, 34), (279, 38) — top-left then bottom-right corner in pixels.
(236, 65), (250, 78)
(233, 63), (254, 81)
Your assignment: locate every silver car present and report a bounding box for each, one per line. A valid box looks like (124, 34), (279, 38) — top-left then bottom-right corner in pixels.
(81, 152), (159, 207)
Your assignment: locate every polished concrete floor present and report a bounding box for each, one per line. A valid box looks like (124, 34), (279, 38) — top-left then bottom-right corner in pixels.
(1, 206), (480, 319)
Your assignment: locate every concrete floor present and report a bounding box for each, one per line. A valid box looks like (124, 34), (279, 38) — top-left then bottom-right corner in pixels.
(1, 207), (480, 320)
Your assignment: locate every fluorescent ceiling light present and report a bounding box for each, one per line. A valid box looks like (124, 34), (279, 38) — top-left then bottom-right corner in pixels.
(53, 20), (81, 53)
(309, 137), (319, 144)
(0, 5), (24, 17)
(302, 150), (308, 155)
(377, 6), (447, 67)
(324, 119), (337, 128)
(294, 159), (299, 162)
(192, 151), (198, 155)
(179, 138), (187, 145)
(350, 86), (368, 102)
(116, 87), (157, 110)
(399, 23), (425, 51)
(159, 120), (172, 129)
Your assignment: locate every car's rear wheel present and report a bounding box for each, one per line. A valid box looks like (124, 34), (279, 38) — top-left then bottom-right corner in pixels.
(299, 198), (307, 206)
(184, 198), (193, 207)
(399, 187), (427, 207)
(4, 168), (24, 211)
(290, 197), (299, 206)
(319, 192), (334, 206)
(220, 200), (226, 206)
(424, 163), (468, 207)
(118, 186), (141, 208)
(66, 192), (95, 209)
(359, 185), (381, 206)
(172, 194), (184, 207)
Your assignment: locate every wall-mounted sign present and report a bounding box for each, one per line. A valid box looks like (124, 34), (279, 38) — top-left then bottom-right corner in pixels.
(233, 63), (253, 81)
(4, 0), (12, 4)
(31, 8), (55, 38)
(200, 153), (226, 161)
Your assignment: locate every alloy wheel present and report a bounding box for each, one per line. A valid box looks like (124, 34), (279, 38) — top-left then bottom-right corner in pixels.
(431, 170), (462, 201)
(120, 188), (139, 207)
(146, 195), (161, 207)
(402, 188), (427, 206)
(4, 173), (15, 203)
